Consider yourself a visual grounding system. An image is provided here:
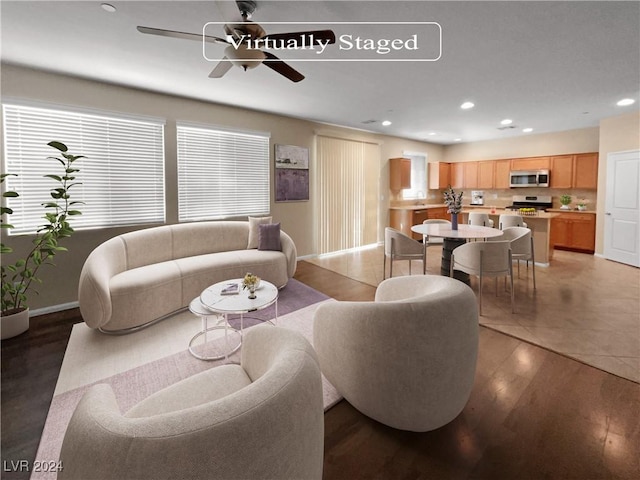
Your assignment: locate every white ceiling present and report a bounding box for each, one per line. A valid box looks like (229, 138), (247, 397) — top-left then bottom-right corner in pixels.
(1, 0), (639, 144)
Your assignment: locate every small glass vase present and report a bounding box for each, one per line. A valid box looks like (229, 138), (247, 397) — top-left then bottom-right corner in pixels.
(248, 284), (257, 299)
(451, 213), (459, 230)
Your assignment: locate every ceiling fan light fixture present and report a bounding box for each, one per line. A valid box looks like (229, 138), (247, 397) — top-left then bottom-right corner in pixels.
(224, 45), (265, 70)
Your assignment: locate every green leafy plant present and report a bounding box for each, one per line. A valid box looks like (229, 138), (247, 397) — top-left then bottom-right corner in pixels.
(443, 186), (463, 214)
(560, 195), (572, 206)
(1, 141), (84, 315)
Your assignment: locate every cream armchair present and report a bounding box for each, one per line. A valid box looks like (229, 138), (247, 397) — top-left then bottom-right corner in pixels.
(58, 326), (324, 480)
(313, 275), (478, 432)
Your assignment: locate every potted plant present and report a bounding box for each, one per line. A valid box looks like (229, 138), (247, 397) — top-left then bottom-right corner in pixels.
(1, 141), (84, 339)
(560, 194), (572, 210)
(576, 199), (588, 211)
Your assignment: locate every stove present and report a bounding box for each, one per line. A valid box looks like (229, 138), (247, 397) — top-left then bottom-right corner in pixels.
(505, 195), (553, 211)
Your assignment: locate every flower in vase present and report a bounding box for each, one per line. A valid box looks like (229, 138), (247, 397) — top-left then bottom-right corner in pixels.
(443, 186), (463, 214)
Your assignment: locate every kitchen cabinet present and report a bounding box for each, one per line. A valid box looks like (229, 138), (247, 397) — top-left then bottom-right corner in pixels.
(477, 161), (495, 189)
(511, 156), (550, 171)
(464, 162), (478, 189)
(428, 162), (451, 189)
(550, 153), (599, 189)
(573, 153), (599, 189)
(390, 157), (411, 190)
(390, 207), (450, 240)
(494, 159), (511, 189)
(550, 212), (595, 253)
(550, 155), (574, 189)
(450, 162), (464, 189)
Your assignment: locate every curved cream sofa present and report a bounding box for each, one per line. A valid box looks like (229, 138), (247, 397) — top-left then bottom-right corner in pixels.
(78, 221), (296, 333)
(313, 275), (478, 432)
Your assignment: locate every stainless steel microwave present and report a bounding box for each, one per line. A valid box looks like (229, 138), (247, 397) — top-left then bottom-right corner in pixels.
(509, 169), (550, 188)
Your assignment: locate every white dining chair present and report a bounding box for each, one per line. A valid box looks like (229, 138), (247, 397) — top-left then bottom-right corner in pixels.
(384, 227), (425, 279)
(499, 214), (528, 230)
(490, 226), (536, 289)
(450, 241), (514, 315)
(421, 219), (451, 272)
(468, 212), (495, 228)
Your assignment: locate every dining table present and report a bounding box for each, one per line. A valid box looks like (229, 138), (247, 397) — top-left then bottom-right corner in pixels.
(410, 223), (504, 283)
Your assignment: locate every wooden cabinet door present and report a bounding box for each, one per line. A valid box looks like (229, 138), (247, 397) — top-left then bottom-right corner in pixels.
(390, 158), (411, 190)
(573, 153), (599, 189)
(550, 155), (574, 189)
(427, 207), (449, 221)
(428, 162), (451, 189)
(450, 163), (464, 189)
(550, 217), (571, 248)
(464, 162), (478, 189)
(494, 160), (511, 189)
(511, 156), (550, 171)
(570, 214), (596, 252)
(389, 209), (412, 237)
(477, 161), (495, 189)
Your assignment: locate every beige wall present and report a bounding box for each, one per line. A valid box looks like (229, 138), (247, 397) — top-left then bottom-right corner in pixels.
(0, 64), (442, 311)
(443, 127), (599, 162)
(596, 111), (640, 254)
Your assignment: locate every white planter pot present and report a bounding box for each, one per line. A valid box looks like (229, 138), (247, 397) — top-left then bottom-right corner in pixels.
(560, 205), (571, 210)
(1, 308), (30, 340)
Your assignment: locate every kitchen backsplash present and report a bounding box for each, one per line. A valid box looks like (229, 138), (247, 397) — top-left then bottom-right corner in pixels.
(391, 187), (597, 210)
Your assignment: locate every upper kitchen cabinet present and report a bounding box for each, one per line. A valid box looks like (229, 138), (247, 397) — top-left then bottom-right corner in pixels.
(573, 153), (599, 189)
(428, 162), (451, 189)
(450, 162), (464, 189)
(494, 159), (511, 189)
(464, 162), (479, 189)
(477, 161), (495, 189)
(550, 153), (599, 189)
(511, 156), (550, 171)
(389, 157), (411, 190)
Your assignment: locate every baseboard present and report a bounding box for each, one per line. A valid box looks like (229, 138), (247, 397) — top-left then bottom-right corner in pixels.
(30, 301), (79, 317)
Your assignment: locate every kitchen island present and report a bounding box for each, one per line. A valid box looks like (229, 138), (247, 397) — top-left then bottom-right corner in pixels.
(461, 208), (558, 265)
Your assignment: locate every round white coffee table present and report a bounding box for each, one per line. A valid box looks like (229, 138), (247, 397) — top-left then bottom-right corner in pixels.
(190, 279), (279, 361)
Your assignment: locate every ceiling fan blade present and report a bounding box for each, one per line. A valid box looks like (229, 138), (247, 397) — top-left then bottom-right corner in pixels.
(208, 57), (234, 78)
(263, 51), (304, 83)
(137, 26), (228, 45)
(263, 29), (336, 45)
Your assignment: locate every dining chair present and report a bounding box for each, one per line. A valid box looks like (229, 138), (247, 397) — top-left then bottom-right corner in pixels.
(421, 219), (451, 272)
(467, 212), (495, 228)
(450, 241), (514, 315)
(490, 226), (536, 289)
(384, 227), (425, 279)
(499, 214), (528, 229)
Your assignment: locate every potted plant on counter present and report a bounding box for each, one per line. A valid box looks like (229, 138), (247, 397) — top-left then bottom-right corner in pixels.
(1, 141), (84, 339)
(560, 195), (572, 210)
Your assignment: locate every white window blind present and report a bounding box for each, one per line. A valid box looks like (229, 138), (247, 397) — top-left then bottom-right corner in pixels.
(177, 123), (270, 222)
(2, 103), (165, 234)
(316, 135), (380, 254)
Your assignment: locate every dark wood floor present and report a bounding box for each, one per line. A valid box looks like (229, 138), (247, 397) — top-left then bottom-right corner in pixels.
(2, 261), (639, 479)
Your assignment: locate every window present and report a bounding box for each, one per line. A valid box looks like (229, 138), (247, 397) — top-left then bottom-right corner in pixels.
(176, 123), (270, 222)
(401, 154), (427, 200)
(2, 102), (165, 234)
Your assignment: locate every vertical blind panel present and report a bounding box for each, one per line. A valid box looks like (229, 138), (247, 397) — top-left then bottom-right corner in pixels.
(177, 125), (270, 221)
(3, 104), (165, 234)
(316, 136), (380, 255)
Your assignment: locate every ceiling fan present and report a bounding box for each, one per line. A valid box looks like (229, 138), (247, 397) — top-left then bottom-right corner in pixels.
(137, 0), (336, 83)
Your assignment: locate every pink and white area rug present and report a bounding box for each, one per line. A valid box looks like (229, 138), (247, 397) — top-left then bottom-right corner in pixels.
(32, 280), (339, 480)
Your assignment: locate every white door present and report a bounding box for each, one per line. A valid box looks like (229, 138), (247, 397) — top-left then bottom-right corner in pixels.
(604, 150), (640, 267)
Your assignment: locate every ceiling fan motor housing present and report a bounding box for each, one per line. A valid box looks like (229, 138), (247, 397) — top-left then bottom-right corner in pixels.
(236, 0), (257, 19)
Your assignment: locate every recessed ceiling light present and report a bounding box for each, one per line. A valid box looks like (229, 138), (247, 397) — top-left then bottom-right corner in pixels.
(101, 3), (117, 13)
(381, 120), (392, 126)
(428, 132), (437, 136)
(454, 138), (462, 142)
(500, 119), (513, 125)
(617, 98), (635, 106)
(522, 128), (533, 133)
(460, 102), (475, 110)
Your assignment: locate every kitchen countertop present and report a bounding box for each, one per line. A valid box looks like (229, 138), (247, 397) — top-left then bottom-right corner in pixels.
(461, 207), (559, 220)
(389, 204), (447, 210)
(546, 208), (597, 214)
